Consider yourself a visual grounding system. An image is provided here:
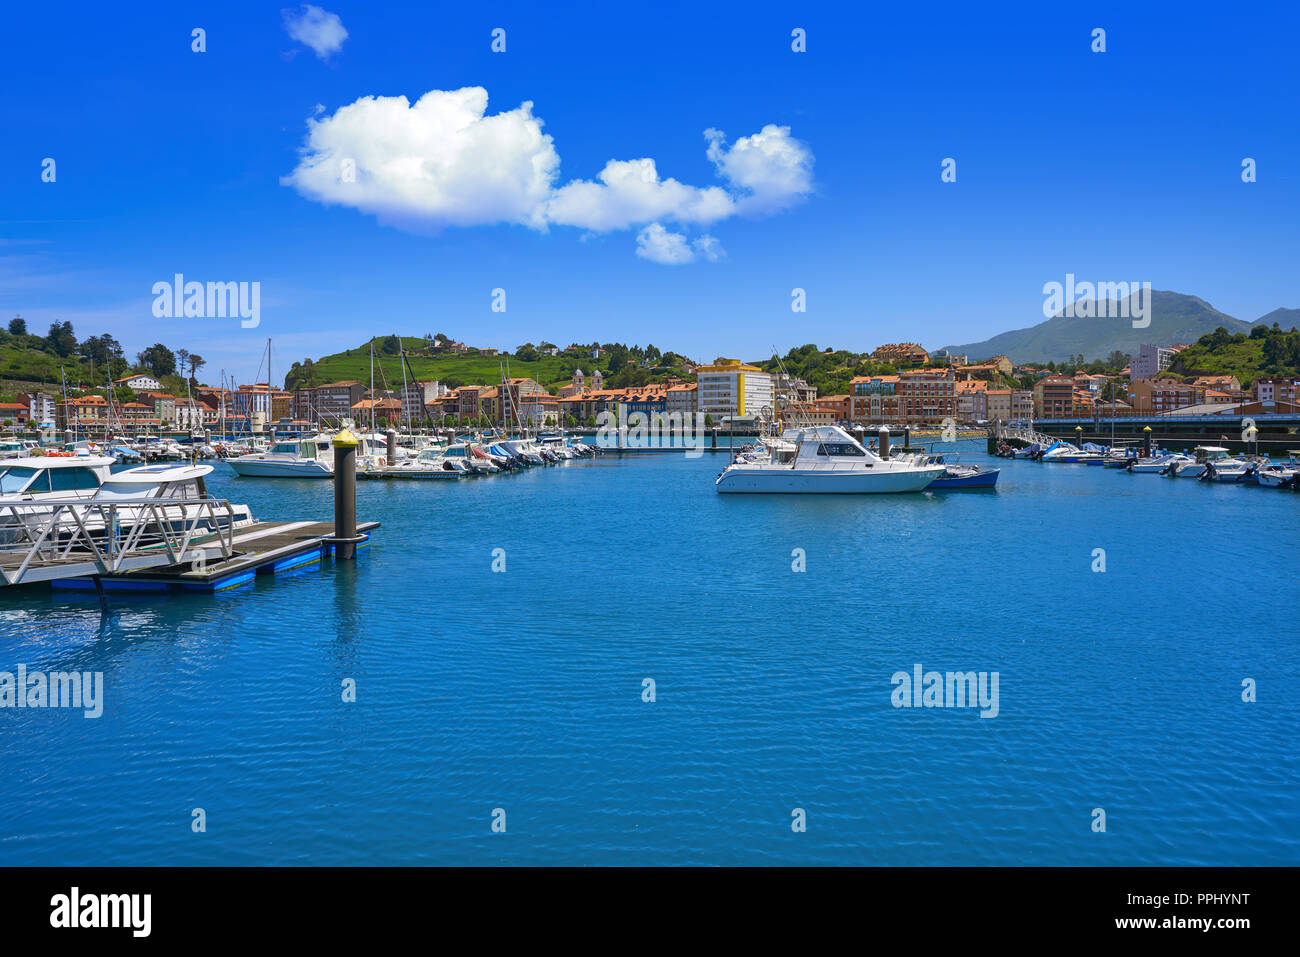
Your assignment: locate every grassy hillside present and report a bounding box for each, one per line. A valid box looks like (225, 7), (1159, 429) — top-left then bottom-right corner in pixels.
(285, 338), (618, 392)
(0, 338), (98, 390)
(940, 291), (1266, 364)
(1167, 325), (1300, 385)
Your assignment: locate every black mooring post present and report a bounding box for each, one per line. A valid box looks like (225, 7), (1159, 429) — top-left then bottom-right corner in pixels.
(332, 429), (360, 560)
(879, 426), (891, 460)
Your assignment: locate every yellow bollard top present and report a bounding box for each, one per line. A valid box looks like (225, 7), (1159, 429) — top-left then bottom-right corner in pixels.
(332, 428), (360, 448)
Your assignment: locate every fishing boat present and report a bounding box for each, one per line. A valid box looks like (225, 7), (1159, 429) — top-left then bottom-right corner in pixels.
(714, 425), (943, 494)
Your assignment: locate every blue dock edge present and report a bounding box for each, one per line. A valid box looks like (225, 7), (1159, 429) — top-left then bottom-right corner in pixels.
(52, 527), (374, 594)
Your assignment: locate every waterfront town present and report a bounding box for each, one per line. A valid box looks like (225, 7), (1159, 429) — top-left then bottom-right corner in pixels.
(6, 336), (1298, 439)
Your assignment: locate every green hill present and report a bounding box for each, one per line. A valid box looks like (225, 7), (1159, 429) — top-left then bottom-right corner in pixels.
(1166, 325), (1300, 385)
(940, 291), (1274, 364)
(286, 338), (625, 392)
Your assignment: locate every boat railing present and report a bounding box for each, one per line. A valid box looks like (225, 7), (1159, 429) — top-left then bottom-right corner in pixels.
(0, 496), (238, 586)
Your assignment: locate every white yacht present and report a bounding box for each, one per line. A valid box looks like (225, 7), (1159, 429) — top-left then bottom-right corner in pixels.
(225, 435), (335, 478)
(715, 425), (944, 494)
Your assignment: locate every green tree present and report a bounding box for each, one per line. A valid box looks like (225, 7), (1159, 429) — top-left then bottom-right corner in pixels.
(46, 321), (77, 357)
(7, 316), (26, 336)
(136, 343), (177, 377)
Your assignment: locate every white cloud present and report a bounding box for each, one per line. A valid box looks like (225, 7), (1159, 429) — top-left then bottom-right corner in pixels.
(547, 159), (735, 231)
(705, 124), (814, 214)
(282, 88), (559, 231)
(283, 5), (348, 60)
(283, 86), (812, 261)
(635, 224), (725, 265)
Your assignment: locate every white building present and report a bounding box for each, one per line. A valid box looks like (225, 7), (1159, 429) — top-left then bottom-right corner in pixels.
(21, 392), (58, 425)
(117, 373), (162, 391)
(1131, 344), (1178, 380)
(696, 358), (773, 423)
(173, 397), (207, 431)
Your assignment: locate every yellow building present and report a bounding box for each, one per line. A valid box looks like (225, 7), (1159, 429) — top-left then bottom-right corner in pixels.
(696, 358), (774, 422)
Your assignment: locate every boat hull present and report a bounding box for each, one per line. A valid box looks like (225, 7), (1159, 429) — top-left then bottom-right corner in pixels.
(927, 469), (1000, 489)
(715, 466), (943, 494)
(226, 459), (332, 478)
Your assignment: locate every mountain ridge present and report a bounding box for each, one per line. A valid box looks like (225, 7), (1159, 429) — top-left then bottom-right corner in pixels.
(938, 291), (1288, 364)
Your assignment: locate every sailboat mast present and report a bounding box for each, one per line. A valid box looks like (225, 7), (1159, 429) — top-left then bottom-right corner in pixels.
(399, 335), (409, 435)
(369, 338), (375, 436)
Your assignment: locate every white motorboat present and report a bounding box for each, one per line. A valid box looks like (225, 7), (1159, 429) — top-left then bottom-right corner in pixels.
(87, 463), (256, 533)
(226, 435), (335, 478)
(0, 455), (116, 504)
(1126, 452), (1191, 474)
(715, 425), (944, 493)
(1256, 464), (1298, 489)
(1173, 446), (1241, 479)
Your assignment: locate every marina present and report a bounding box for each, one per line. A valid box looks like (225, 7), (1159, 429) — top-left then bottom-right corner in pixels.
(3, 438), (1297, 866)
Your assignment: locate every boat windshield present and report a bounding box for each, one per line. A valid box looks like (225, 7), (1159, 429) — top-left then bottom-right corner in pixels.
(0, 466), (39, 494)
(815, 443), (866, 457)
(269, 442), (300, 455)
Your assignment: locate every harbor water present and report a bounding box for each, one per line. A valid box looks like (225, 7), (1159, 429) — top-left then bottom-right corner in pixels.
(2, 441), (1297, 865)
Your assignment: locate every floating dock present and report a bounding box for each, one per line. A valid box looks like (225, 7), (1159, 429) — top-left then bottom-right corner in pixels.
(46, 520), (380, 593)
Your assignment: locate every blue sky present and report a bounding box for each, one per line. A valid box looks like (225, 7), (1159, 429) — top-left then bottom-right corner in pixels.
(2, 2), (1297, 386)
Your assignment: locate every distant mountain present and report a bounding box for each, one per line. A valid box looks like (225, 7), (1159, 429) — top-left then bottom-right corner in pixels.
(1256, 306), (1300, 328)
(939, 291), (1271, 364)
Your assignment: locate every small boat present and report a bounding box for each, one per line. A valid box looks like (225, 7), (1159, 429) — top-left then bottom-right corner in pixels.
(1256, 464), (1298, 489)
(1124, 452), (1190, 474)
(921, 454), (1000, 489)
(1173, 446), (1242, 479)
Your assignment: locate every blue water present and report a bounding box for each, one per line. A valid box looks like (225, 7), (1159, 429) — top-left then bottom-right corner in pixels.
(2, 442), (1297, 865)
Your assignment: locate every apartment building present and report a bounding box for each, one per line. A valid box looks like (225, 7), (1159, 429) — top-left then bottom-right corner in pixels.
(1033, 376), (1076, 418)
(696, 359), (773, 422)
(986, 389), (1033, 422)
(1127, 378), (1206, 414)
(871, 343), (930, 366)
(849, 375), (900, 425)
(896, 368), (956, 425)
(1130, 343), (1184, 380)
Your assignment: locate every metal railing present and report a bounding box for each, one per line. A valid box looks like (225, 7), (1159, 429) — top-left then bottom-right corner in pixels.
(995, 423), (1061, 447)
(0, 497), (238, 586)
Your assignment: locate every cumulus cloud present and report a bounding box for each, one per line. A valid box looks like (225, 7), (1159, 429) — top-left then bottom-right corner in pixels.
(282, 88), (558, 231)
(547, 159), (735, 232)
(635, 224), (725, 265)
(283, 86), (812, 260)
(705, 124), (815, 214)
(283, 5), (348, 60)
